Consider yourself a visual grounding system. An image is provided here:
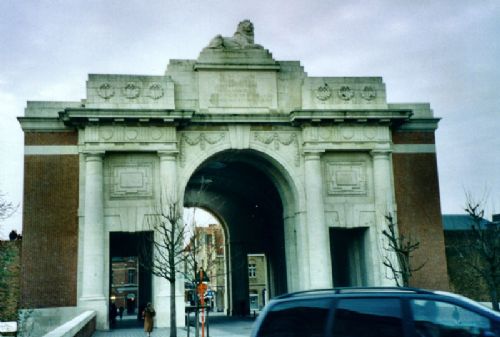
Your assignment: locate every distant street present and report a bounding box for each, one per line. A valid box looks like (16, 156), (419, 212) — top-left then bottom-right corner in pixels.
(93, 314), (256, 337)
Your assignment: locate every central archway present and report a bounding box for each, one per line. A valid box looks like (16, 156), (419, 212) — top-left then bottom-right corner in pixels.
(183, 149), (293, 315)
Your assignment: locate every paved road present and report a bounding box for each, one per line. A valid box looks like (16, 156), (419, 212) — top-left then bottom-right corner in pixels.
(93, 315), (256, 337)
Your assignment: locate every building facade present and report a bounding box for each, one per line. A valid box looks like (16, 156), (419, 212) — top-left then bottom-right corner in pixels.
(18, 20), (449, 329)
(110, 257), (138, 315)
(184, 224), (226, 313)
(248, 254), (268, 312)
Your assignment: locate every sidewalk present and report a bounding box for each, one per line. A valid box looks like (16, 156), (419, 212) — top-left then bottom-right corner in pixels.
(93, 315), (256, 337)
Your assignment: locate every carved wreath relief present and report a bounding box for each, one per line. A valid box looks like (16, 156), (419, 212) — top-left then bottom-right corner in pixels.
(97, 83), (115, 99)
(179, 132), (226, 166)
(97, 82), (164, 100)
(315, 83), (332, 101)
(178, 131), (301, 167)
(313, 84), (377, 102)
(123, 82), (141, 99)
(326, 162), (367, 195)
(147, 83), (164, 100)
(338, 86), (354, 101)
(361, 86), (376, 100)
(254, 132), (300, 166)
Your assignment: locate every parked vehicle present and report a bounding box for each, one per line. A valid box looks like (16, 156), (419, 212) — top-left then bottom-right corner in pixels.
(251, 287), (500, 337)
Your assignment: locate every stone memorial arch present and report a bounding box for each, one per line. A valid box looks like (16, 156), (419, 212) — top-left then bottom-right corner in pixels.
(19, 20), (449, 329)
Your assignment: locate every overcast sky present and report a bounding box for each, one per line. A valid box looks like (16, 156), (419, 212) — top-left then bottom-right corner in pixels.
(0, 0), (499, 238)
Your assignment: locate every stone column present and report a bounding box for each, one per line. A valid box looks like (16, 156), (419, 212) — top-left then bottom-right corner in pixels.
(371, 149), (397, 285)
(304, 151), (332, 288)
(154, 151), (184, 327)
(80, 151), (107, 328)
(295, 211), (310, 290)
(283, 213), (298, 292)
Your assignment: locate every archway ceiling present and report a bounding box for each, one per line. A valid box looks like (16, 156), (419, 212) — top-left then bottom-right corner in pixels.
(185, 151), (283, 214)
(187, 160), (280, 212)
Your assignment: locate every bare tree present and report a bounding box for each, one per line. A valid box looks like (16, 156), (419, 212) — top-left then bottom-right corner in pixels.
(382, 213), (425, 287)
(456, 198), (500, 311)
(0, 192), (17, 221)
(141, 201), (186, 337)
(139, 174), (230, 337)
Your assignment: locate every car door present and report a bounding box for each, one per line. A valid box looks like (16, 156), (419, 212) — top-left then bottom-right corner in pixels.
(254, 297), (333, 337)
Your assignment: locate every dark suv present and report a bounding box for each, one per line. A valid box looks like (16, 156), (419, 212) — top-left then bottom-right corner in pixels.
(251, 287), (500, 337)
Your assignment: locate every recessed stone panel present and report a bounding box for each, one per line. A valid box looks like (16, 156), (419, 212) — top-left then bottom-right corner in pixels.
(198, 71), (278, 113)
(110, 163), (153, 199)
(326, 162), (367, 195)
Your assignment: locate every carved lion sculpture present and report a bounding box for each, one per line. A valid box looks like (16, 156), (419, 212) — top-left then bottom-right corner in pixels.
(207, 20), (263, 49)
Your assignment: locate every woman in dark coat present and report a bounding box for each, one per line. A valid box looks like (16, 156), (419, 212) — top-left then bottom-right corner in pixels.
(142, 302), (156, 336)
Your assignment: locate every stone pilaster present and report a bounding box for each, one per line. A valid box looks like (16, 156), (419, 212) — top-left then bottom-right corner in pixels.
(79, 151), (107, 328)
(283, 214), (299, 292)
(304, 151), (332, 288)
(154, 151), (184, 327)
(371, 149), (398, 285)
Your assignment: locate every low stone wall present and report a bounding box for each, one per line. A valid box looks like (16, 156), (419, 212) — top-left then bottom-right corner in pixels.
(42, 311), (95, 337)
(0, 321), (17, 336)
(18, 308), (95, 337)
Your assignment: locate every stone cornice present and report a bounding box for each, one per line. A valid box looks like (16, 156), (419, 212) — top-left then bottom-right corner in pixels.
(59, 108), (194, 126)
(395, 118), (441, 131)
(17, 117), (72, 132)
(21, 109), (435, 133)
(289, 109), (413, 124)
(191, 113), (290, 124)
(193, 63), (281, 71)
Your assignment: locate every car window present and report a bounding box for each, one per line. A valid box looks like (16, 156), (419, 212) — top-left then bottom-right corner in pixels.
(410, 299), (492, 337)
(255, 298), (332, 337)
(331, 298), (404, 337)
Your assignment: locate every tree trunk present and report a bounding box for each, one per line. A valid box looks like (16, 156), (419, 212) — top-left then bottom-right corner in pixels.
(170, 277), (177, 337)
(490, 287), (499, 312)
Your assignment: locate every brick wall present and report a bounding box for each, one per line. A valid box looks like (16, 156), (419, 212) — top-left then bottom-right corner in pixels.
(21, 132), (79, 307)
(392, 131), (450, 290)
(25, 132), (78, 146)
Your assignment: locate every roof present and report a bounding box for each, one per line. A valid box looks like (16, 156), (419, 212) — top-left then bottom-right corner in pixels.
(442, 214), (491, 231)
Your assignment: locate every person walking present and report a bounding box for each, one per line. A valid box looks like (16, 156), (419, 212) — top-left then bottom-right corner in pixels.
(142, 302), (156, 337)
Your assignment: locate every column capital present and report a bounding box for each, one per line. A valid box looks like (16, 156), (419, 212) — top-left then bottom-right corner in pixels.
(157, 150), (179, 159)
(83, 151), (105, 161)
(303, 150), (324, 160)
(370, 149), (392, 158)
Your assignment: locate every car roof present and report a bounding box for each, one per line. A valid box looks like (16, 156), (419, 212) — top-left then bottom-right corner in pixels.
(274, 287), (435, 299)
(270, 287), (500, 319)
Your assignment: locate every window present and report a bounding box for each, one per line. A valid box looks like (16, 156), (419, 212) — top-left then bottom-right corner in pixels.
(410, 299), (492, 337)
(128, 269), (136, 284)
(249, 263), (256, 278)
(332, 298), (403, 337)
(256, 299), (331, 337)
(250, 294), (259, 310)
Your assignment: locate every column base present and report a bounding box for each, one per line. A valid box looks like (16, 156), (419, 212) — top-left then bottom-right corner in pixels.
(79, 296), (107, 330)
(154, 294), (185, 328)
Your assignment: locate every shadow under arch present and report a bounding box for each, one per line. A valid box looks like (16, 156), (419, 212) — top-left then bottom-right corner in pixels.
(183, 149), (299, 316)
